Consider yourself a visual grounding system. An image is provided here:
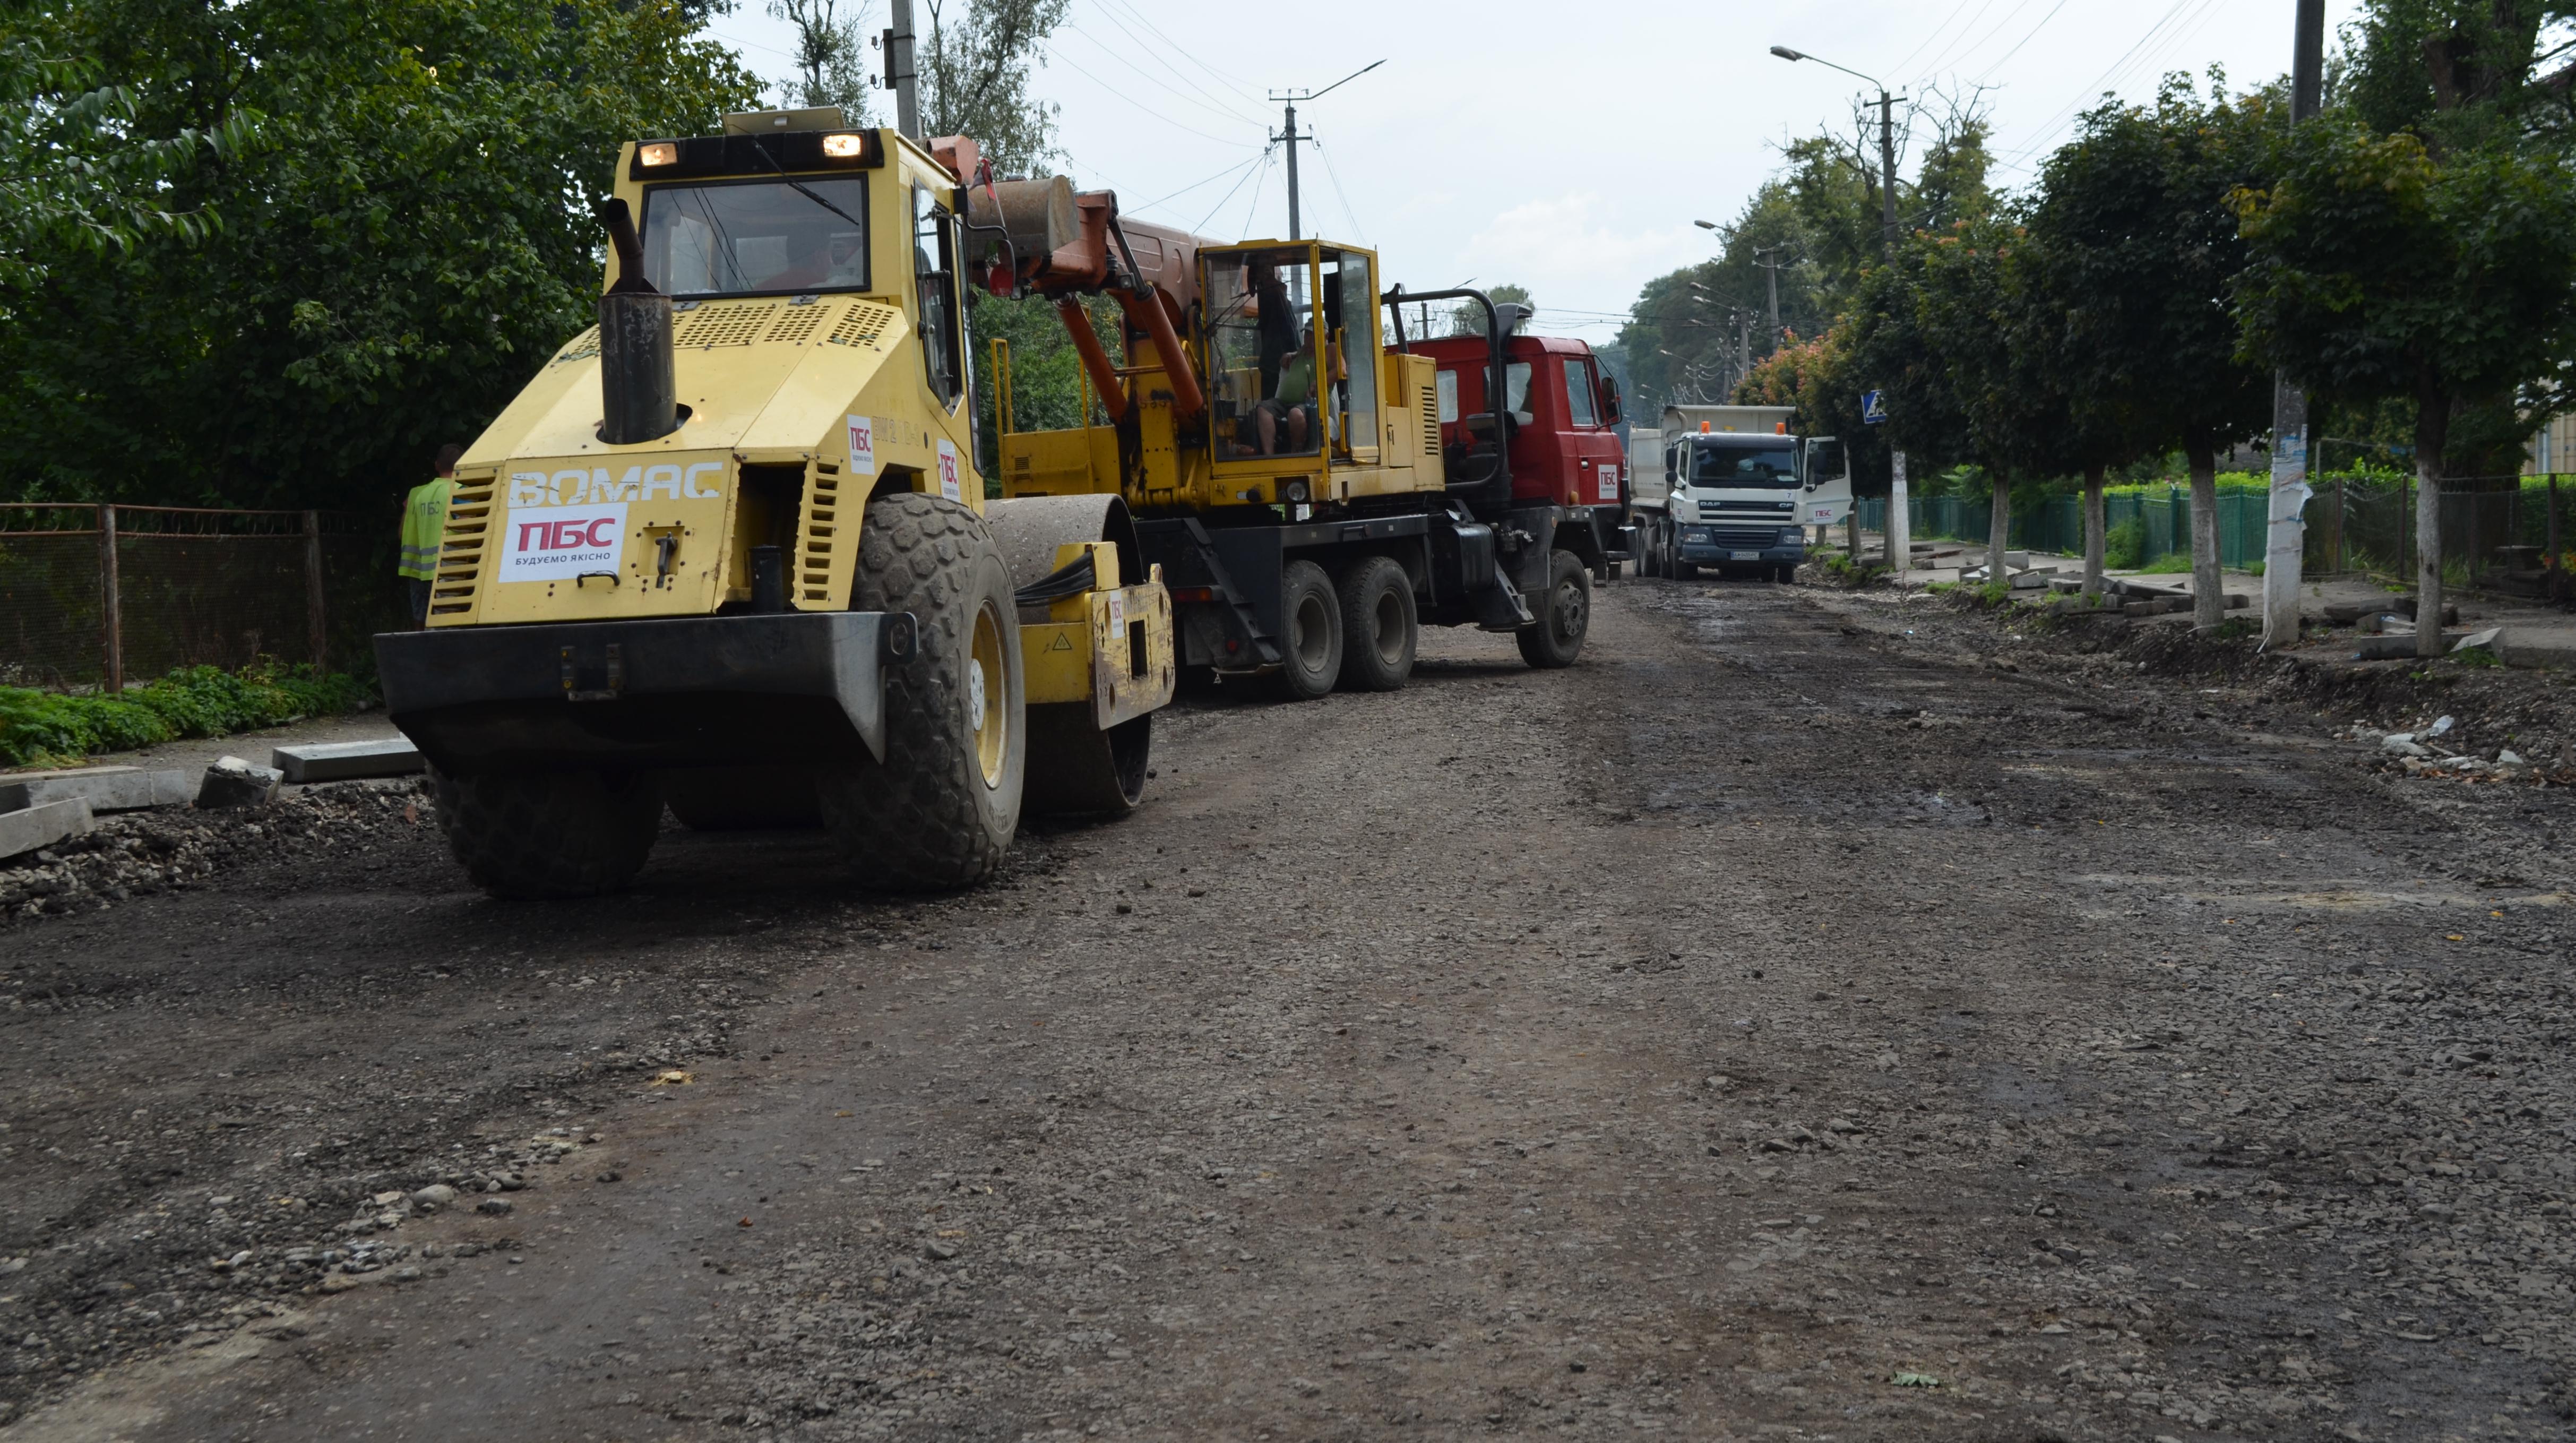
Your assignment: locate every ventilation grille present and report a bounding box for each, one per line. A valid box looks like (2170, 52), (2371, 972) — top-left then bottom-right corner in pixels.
(765, 302), (829, 346)
(799, 466), (841, 603)
(675, 302), (776, 349)
(550, 327), (600, 366)
(430, 481), (495, 616)
(826, 303), (898, 349)
(1419, 383), (1440, 459)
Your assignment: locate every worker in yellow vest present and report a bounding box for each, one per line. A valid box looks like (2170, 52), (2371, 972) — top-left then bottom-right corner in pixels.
(400, 444), (464, 627)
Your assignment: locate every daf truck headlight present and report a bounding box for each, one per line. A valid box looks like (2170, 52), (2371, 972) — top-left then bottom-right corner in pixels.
(1684, 527), (1710, 542)
(1780, 528), (1803, 544)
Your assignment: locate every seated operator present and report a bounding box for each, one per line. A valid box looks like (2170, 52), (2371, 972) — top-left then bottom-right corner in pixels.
(1252, 329), (1319, 455)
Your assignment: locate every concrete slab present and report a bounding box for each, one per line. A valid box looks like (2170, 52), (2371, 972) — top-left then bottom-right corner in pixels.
(196, 757), (283, 810)
(0, 767), (191, 814)
(2501, 632), (2576, 669)
(0, 797), (94, 862)
(271, 737), (424, 783)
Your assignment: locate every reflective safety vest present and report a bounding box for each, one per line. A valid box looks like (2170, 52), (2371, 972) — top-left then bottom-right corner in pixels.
(399, 478), (455, 580)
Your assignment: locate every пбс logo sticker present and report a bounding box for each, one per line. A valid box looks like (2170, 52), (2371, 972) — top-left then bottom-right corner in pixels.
(502, 504), (627, 582)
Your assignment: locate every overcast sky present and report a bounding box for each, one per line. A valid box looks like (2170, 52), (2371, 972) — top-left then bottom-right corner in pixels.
(704, 0), (2365, 340)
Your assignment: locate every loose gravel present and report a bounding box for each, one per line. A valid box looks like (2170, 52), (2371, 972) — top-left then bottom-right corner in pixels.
(3, 579), (2572, 1442)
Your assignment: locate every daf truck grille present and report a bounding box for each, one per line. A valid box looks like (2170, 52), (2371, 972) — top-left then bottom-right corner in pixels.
(1708, 526), (1782, 548)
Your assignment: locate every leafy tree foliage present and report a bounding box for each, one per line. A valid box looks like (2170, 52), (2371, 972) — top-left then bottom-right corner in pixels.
(2235, 119), (2576, 645)
(770, 0), (878, 122)
(0, 42), (251, 293)
(1447, 284), (1531, 338)
(919, 0), (1068, 175)
(0, 0), (762, 509)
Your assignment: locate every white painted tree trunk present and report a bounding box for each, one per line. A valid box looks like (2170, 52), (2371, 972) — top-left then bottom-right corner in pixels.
(1988, 474), (2012, 588)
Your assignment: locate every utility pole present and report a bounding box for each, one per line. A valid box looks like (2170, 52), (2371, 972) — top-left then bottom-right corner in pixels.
(1753, 245), (1788, 345)
(2261, 0), (2325, 650)
(1268, 60), (1383, 243)
(882, 0), (919, 138)
(1772, 45), (1906, 566)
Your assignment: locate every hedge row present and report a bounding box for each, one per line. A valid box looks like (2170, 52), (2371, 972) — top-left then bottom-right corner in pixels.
(0, 665), (374, 768)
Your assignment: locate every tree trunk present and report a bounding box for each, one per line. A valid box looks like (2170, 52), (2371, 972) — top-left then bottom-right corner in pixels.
(2082, 464), (2107, 598)
(2187, 437), (2223, 628)
(1987, 472), (2012, 589)
(2415, 389), (2451, 658)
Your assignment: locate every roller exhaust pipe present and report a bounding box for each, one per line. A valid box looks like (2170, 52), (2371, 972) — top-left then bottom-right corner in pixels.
(595, 198), (678, 445)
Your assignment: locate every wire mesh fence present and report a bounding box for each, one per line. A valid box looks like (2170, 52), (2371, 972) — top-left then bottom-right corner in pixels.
(0, 505), (402, 692)
(1858, 474), (2576, 589)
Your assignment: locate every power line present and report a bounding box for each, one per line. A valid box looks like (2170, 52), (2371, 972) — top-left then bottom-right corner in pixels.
(1095, 0), (1265, 101)
(1047, 49), (1261, 148)
(1058, 23), (1263, 129)
(1234, 147), (1276, 241)
(1916, 0), (2016, 79)
(1127, 151), (1265, 218)
(1927, 0), (2040, 81)
(1987, 0), (2219, 171)
(1309, 134), (1369, 246)
(1193, 143), (1271, 234)
(1970, 0), (2076, 84)
(1076, 2), (1266, 121)
(1889, 0), (1988, 79)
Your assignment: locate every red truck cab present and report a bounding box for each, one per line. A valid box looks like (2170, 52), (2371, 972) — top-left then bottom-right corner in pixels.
(1412, 334), (1629, 514)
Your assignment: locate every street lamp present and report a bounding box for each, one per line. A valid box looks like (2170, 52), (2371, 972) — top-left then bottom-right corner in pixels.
(1770, 44), (1900, 256)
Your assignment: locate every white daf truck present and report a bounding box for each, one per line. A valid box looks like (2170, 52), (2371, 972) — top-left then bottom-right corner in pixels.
(1633, 405), (1850, 581)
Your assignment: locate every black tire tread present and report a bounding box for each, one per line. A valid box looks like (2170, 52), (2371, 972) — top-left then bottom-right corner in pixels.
(1333, 555), (1416, 693)
(432, 767), (661, 899)
(816, 492), (1021, 891)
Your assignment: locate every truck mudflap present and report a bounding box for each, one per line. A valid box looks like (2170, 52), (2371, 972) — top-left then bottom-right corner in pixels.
(374, 612), (915, 776)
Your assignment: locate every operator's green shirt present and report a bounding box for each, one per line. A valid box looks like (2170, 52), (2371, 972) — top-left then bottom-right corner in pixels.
(1277, 353), (1314, 407)
(399, 478), (455, 580)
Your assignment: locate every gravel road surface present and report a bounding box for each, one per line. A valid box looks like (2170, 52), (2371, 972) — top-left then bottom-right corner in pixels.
(5, 580), (2573, 1442)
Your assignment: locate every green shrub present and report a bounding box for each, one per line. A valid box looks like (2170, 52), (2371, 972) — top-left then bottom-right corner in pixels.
(2105, 517), (2146, 570)
(2453, 645), (2502, 669)
(0, 663), (374, 768)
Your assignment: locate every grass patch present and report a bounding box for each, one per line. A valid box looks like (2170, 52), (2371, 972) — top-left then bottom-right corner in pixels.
(2104, 517), (2146, 570)
(2137, 554), (2194, 575)
(2452, 645), (2503, 669)
(0, 663), (374, 769)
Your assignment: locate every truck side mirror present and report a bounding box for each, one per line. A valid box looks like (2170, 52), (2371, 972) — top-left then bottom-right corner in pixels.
(1598, 373), (1621, 425)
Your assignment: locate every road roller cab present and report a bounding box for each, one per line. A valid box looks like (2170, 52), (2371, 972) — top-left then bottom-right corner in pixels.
(373, 109), (1175, 898)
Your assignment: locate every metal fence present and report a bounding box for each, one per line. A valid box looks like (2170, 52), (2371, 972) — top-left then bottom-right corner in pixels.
(0, 505), (401, 691)
(1857, 474), (2574, 584)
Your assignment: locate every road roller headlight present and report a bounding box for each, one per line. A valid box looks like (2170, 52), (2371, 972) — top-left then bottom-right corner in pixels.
(1281, 479), (1309, 504)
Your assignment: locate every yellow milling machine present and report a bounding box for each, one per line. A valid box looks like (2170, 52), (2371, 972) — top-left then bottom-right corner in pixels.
(373, 110), (1175, 898)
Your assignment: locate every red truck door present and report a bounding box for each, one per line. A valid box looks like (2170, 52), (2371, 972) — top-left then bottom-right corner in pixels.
(1560, 351), (1623, 507)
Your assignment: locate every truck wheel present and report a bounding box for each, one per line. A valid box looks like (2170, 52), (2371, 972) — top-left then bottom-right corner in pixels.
(1774, 562), (1798, 585)
(432, 767), (661, 899)
(1516, 549), (1590, 669)
(1335, 555), (1416, 692)
(1675, 559), (1698, 579)
(816, 492), (1024, 891)
(1272, 560), (1342, 701)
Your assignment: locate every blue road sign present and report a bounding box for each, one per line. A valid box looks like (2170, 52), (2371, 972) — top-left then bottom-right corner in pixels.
(1862, 390), (1888, 424)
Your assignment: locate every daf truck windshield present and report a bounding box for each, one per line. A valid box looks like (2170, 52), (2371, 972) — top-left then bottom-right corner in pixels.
(1690, 443), (1797, 486)
(640, 177), (871, 297)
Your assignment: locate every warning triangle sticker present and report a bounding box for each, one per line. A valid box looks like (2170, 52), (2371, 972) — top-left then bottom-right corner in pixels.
(1047, 633), (1073, 651)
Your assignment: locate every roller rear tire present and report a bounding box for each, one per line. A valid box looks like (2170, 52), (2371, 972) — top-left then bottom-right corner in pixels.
(432, 767), (661, 899)
(1334, 555), (1416, 693)
(816, 492), (1024, 891)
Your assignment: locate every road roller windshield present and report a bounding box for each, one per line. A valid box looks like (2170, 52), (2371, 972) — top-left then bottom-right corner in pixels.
(639, 177), (871, 298)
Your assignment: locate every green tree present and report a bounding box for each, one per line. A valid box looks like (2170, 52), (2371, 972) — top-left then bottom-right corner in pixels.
(0, 42), (251, 293)
(918, 0), (1069, 175)
(2234, 120), (2576, 653)
(1448, 283), (1531, 338)
(0, 0), (761, 510)
(771, 0), (877, 121)
(2021, 75), (2275, 625)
